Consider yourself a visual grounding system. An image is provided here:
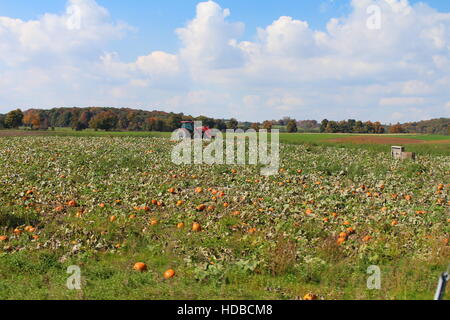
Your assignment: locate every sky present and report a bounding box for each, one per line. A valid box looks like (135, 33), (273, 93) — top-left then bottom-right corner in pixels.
(1, 0), (450, 123)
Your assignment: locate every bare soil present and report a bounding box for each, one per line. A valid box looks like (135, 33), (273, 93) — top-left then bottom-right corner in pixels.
(326, 136), (427, 145)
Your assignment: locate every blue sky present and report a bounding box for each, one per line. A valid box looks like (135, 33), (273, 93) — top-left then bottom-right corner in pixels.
(1, 0), (450, 122)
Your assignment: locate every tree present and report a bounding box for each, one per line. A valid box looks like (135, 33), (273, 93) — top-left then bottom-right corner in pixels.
(167, 114), (183, 131)
(89, 111), (118, 131)
(286, 120), (298, 133)
(214, 119), (227, 131)
(227, 118), (238, 130)
(262, 121), (273, 132)
(4, 109), (24, 129)
(0, 114), (5, 129)
(251, 122), (260, 131)
(23, 110), (41, 129)
(320, 119), (329, 133)
(389, 123), (405, 134)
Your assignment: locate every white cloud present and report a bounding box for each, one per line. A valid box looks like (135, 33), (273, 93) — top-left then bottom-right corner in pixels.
(379, 97), (426, 106)
(1, 0), (450, 123)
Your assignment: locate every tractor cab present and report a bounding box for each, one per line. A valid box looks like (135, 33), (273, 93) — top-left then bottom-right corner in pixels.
(181, 121), (195, 133)
(180, 121), (212, 139)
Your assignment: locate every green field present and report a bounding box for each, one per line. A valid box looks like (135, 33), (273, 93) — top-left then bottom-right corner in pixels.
(0, 133), (448, 300)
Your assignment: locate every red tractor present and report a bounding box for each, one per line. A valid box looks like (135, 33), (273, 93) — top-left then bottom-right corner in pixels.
(180, 121), (213, 139)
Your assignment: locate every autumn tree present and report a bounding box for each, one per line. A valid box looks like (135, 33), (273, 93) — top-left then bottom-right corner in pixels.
(262, 121), (273, 132)
(4, 109), (24, 129)
(89, 111), (118, 131)
(389, 123), (405, 134)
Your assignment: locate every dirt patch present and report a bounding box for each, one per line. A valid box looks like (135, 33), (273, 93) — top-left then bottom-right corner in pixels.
(326, 136), (427, 145)
(424, 139), (450, 144)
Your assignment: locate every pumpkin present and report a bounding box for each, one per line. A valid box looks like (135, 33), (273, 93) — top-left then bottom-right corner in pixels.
(192, 222), (202, 232)
(362, 235), (373, 242)
(337, 237), (346, 245)
(177, 223), (185, 229)
(150, 219), (159, 226)
(99, 203), (106, 208)
(67, 200), (77, 207)
(303, 293), (318, 300)
(164, 269), (176, 279)
(13, 228), (22, 235)
(133, 262), (147, 272)
(305, 209), (313, 215)
(0, 235), (8, 242)
(391, 220), (399, 226)
(168, 188), (176, 194)
(176, 200), (184, 207)
(25, 226), (36, 233)
(339, 232), (348, 239)
(196, 204), (206, 212)
(195, 187), (203, 194)
(110, 216), (117, 222)
(346, 227), (355, 235)
(151, 200), (158, 205)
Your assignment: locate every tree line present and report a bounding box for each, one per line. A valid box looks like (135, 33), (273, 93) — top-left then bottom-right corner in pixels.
(0, 107), (448, 135)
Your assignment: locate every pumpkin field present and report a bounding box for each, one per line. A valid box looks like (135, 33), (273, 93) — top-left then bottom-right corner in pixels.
(0, 135), (448, 300)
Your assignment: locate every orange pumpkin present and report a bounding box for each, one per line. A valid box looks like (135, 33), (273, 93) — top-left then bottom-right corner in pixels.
(303, 293), (318, 300)
(176, 200), (184, 207)
(164, 269), (176, 279)
(339, 232), (348, 239)
(67, 200), (77, 207)
(192, 222), (202, 232)
(195, 187), (203, 194)
(177, 223), (185, 229)
(196, 204), (206, 212)
(110, 216), (117, 222)
(133, 262), (147, 272)
(0, 235), (8, 242)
